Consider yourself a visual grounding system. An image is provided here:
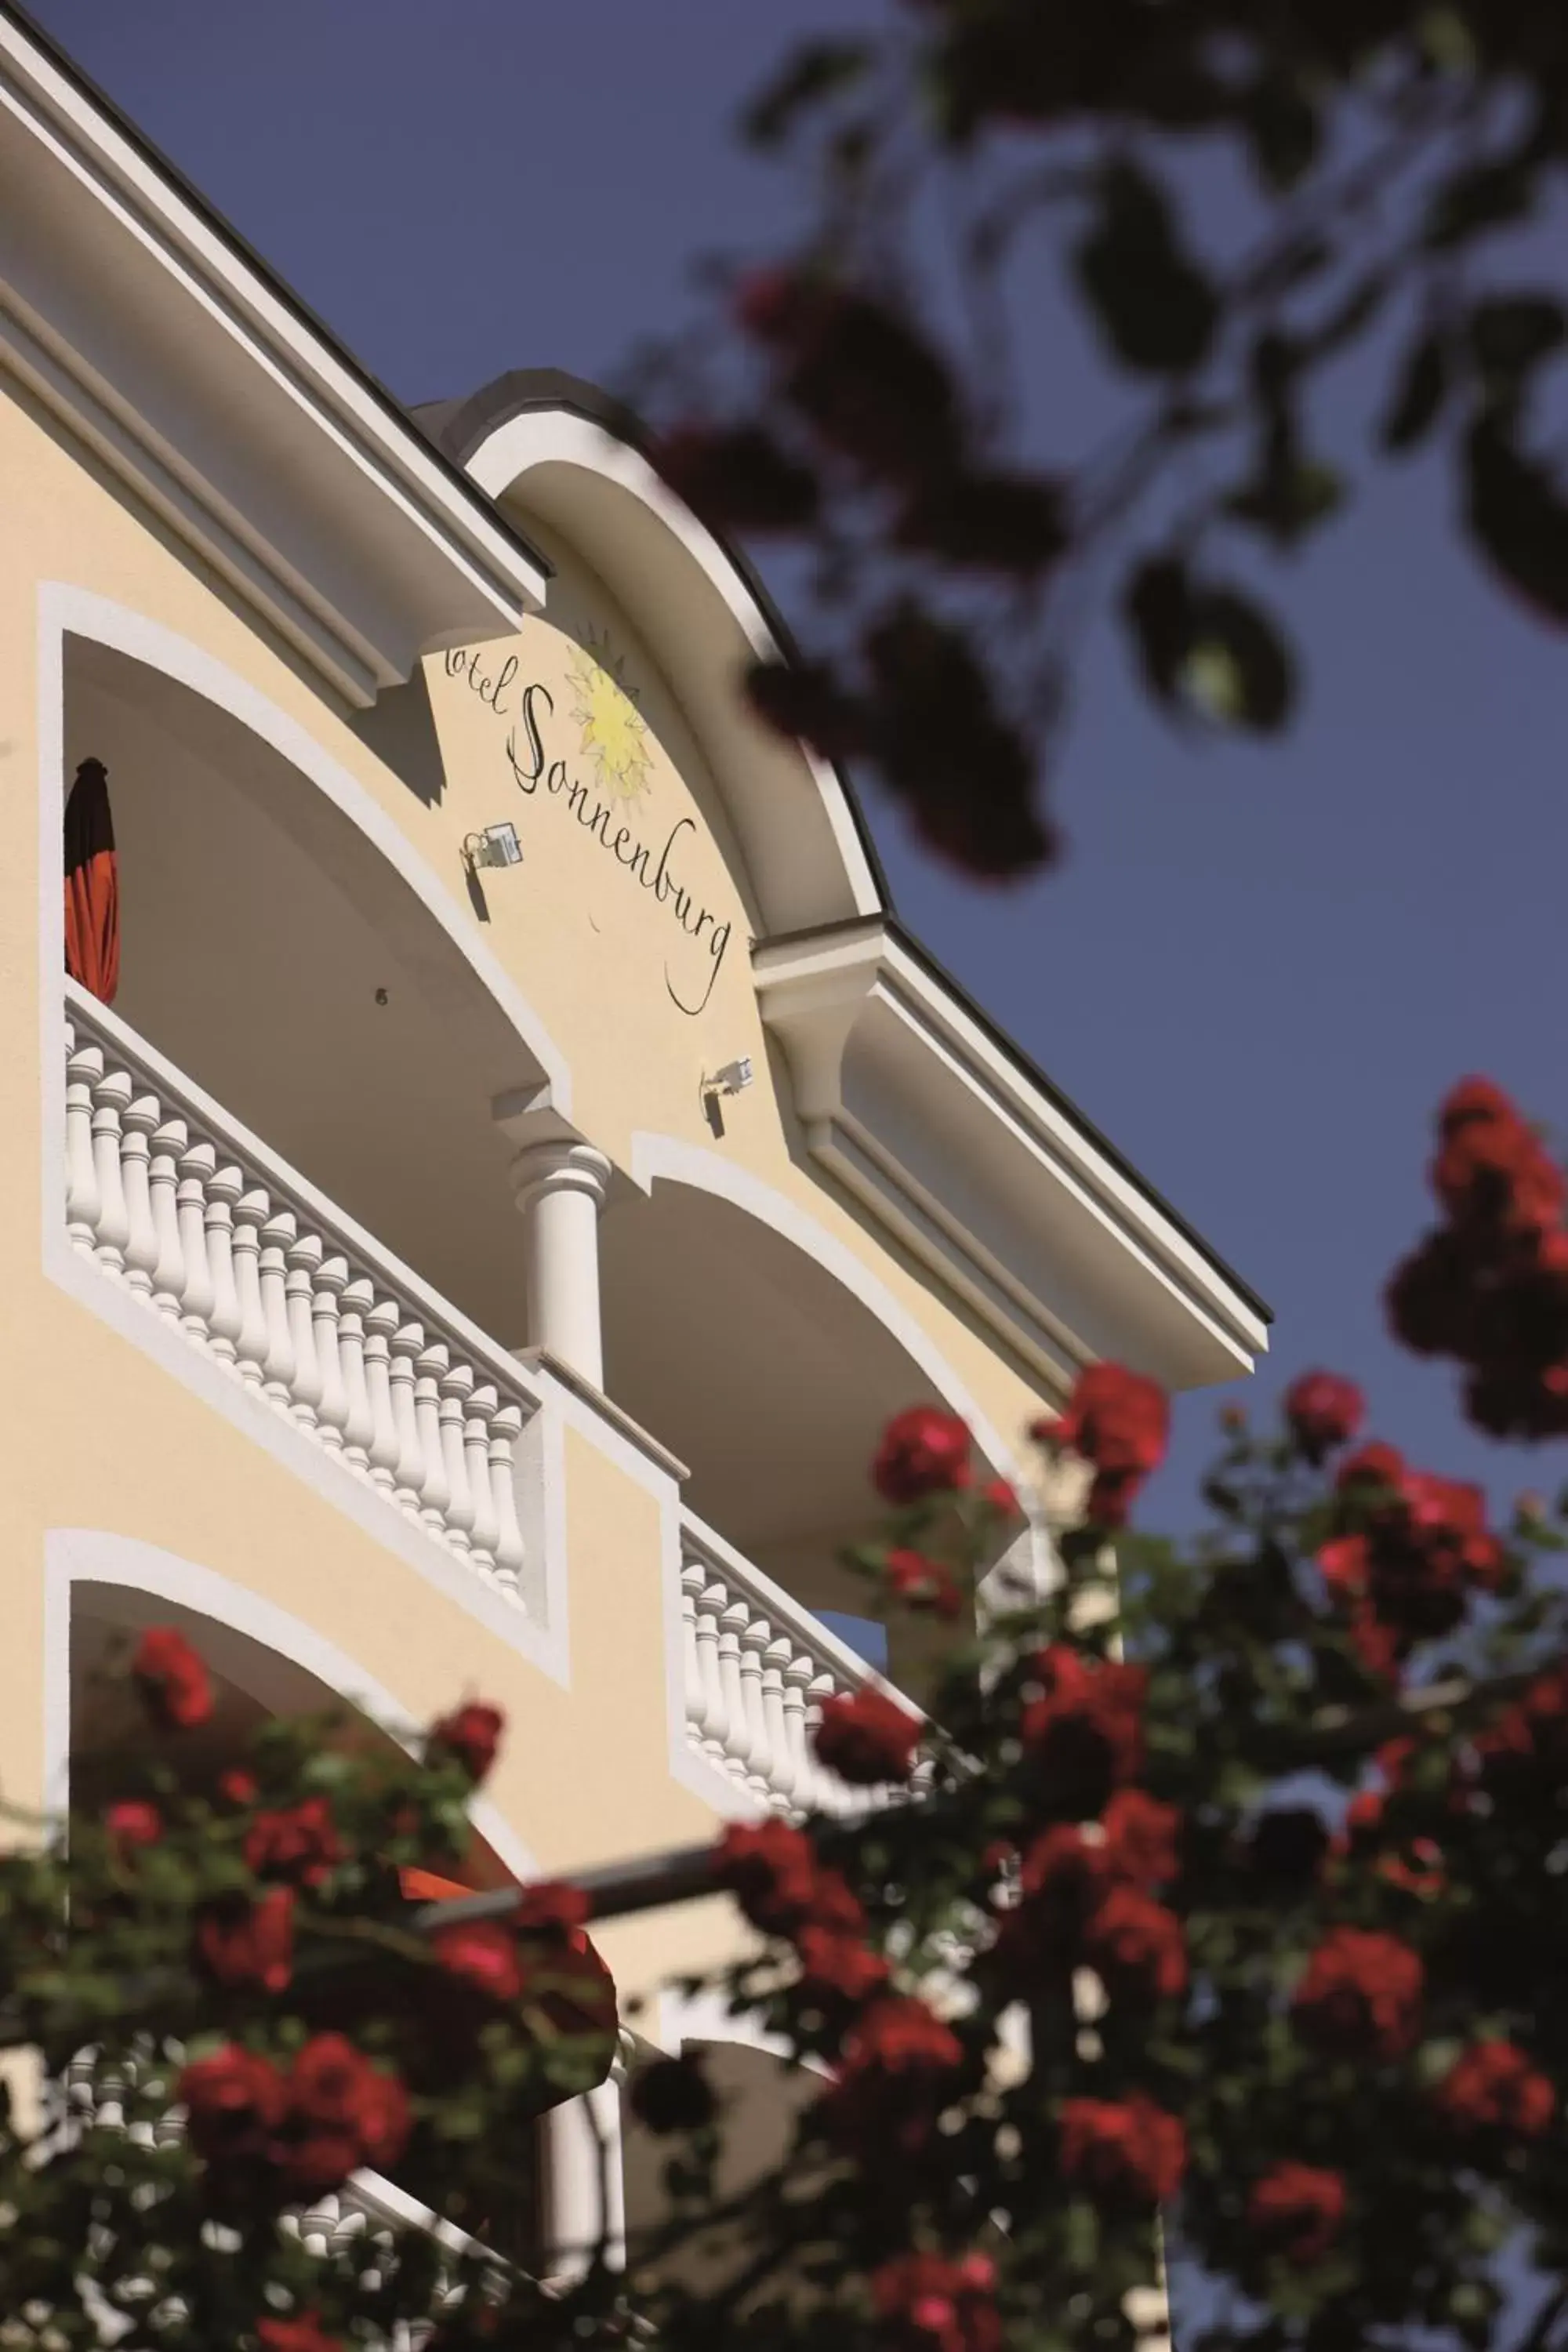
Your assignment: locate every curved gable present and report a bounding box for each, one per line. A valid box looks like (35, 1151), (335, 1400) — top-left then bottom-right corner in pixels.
(417, 370), (885, 943)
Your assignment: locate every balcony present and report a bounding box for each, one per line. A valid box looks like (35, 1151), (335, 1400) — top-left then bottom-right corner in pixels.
(60, 980), (885, 1818)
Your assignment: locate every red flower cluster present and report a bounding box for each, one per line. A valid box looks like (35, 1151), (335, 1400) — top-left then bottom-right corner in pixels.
(873, 1407), (973, 1504)
(1033, 1363), (1169, 1526)
(1290, 1928), (1423, 2060)
(1473, 1663), (1568, 1796)
(1247, 2162), (1346, 2265)
(180, 2033), (408, 2203)
(1387, 1078), (1568, 1439)
(194, 1887), (296, 1994)
(432, 1918), (523, 2002)
(1083, 1884), (1188, 2004)
(104, 1798), (162, 1861)
(1283, 1370), (1364, 1462)
(426, 1701), (504, 1785)
(1103, 1788), (1181, 1887)
(884, 1547), (964, 1622)
(1434, 2040), (1553, 2139)
(1019, 1646), (1147, 1813)
(1317, 1442), (1504, 1666)
(245, 1796), (343, 1889)
(826, 1992), (965, 2152)
(814, 1687), (923, 1786)
(713, 1820), (887, 2005)
(870, 2250), (1000, 2352)
(1000, 1817), (1185, 2003)
(132, 1625), (212, 1730)
(1058, 2092), (1185, 2205)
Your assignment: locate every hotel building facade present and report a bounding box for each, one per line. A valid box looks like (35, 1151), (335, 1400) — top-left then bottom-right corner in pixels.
(0, 2), (1269, 2268)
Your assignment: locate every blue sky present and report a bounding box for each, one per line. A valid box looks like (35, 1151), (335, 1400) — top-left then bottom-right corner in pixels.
(33, 0), (1568, 1526)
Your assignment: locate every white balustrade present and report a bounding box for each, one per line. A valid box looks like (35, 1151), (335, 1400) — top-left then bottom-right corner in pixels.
(62, 983), (535, 1610)
(678, 1510), (919, 1816)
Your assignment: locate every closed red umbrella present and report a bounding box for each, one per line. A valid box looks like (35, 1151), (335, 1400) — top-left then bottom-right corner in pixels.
(64, 757), (119, 1004)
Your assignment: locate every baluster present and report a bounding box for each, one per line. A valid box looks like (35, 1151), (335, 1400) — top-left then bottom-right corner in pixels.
(89, 1064), (132, 1272)
(761, 1635), (795, 1811)
(202, 1165), (244, 1363)
(694, 1578), (731, 1766)
(285, 1231), (325, 1430)
(230, 1189), (271, 1390)
(388, 1322), (427, 1513)
(175, 1142), (216, 1339)
(679, 1563), (708, 1754)
(147, 1116), (187, 1318)
(412, 1338), (452, 1534)
(64, 1034), (102, 1248)
(717, 1597), (753, 1782)
(807, 1671), (848, 1815)
(737, 1613), (775, 1795)
(361, 1299), (402, 1496)
(119, 1094), (162, 1297)
(437, 1359), (477, 1552)
(782, 1650), (816, 1811)
(337, 1278), (376, 1472)
(298, 2193), (341, 2259)
(463, 1385), (501, 1569)
(488, 1401), (526, 1595)
(257, 1209), (297, 1406)
(311, 1256), (350, 1453)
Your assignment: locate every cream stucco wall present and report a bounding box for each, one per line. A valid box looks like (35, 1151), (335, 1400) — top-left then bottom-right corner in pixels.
(0, 369), (1061, 2019)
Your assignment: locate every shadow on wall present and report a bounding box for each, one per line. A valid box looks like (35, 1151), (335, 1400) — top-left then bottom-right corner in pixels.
(346, 669), (448, 811)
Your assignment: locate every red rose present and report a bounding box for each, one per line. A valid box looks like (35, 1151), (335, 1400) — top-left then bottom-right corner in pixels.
(283, 2034), (410, 2196)
(1475, 1663), (1568, 1793)
(1316, 1536), (1369, 1597)
(828, 1994), (964, 2152)
(1035, 1364), (1169, 1526)
(871, 2250), (1000, 2352)
(1290, 1928), (1423, 2060)
(982, 1479), (1022, 1519)
(714, 1818), (836, 1936)
(1283, 1371), (1365, 1461)
(513, 1878), (590, 1934)
(1019, 1646), (1146, 1810)
(796, 1924), (891, 2003)
(814, 1687), (922, 1786)
(104, 1798), (162, 1860)
(1102, 1789), (1181, 1889)
(884, 1548), (964, 1621)
(245, 1796), (343, 1889)
(426, 1700), (504, 1784)
(1434, 2040), (1553, 2138)
(1335, 1442), (1406, 1497)
(132, 1625), (212, 1730)
(431, 1918), (523, 2002)
(194, 1887), (295, 1993)
(1058, 2093), (1185, 2204)
(873, 1407), (973, 1504)
(258, 2321), (343, 2352)
(1248, 2162), (1346, 2265)
(996, 1828), (1109, 1978)
(1432, 1077), (1565, 1235)
(179, 2043), (286, 2167)
(218, 1769), (258, 1809)
(1083, 1886), (1187, 2003)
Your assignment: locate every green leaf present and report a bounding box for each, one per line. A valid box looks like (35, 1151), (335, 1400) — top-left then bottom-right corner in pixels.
(1425, 157), (1537, 251)
(1075, 163), (1218, 376)
(1227, 447), (1345, 549)
(1123, 556), (1194, 706)
(1242, 71), (1320, 192)
(1465, 412), (1568, 626)
(1468, 294), (1566, 385)
(1379, 329), (1452, 453)
(741, 40), (870, 148)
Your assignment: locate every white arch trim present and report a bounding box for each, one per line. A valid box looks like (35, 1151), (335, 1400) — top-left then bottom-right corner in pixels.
(36, 581), (572, 1112)
(43, 1528), (541, 1881)
(463, 412), (883, 922)
(627, 1129), (1023, 1486)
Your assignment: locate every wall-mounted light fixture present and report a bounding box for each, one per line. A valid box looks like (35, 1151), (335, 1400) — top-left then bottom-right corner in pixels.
(463, 822), (523, 874)
(704, 1057), (753, 1099)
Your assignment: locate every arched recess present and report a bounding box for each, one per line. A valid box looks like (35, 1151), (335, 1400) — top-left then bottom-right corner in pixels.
(438, 380), (886, 942)
(607, 1137), (1044, 1679)
(41, 586), (572, 1342)
(44, 1529), (538, 1883)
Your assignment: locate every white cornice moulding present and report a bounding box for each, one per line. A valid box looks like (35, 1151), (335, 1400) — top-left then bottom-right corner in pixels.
(755, 922), (1269, 1396)
(0, 10), (548, 705)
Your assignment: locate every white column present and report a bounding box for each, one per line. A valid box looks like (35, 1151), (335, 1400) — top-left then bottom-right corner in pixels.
(509, 1138), (612, 1388)
(541, 2083), (626, 2281)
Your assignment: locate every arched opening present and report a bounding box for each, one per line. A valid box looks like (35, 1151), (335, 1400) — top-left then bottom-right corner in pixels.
(601, 1174), (1014, 1685)
(60, 630), (559, 1346)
